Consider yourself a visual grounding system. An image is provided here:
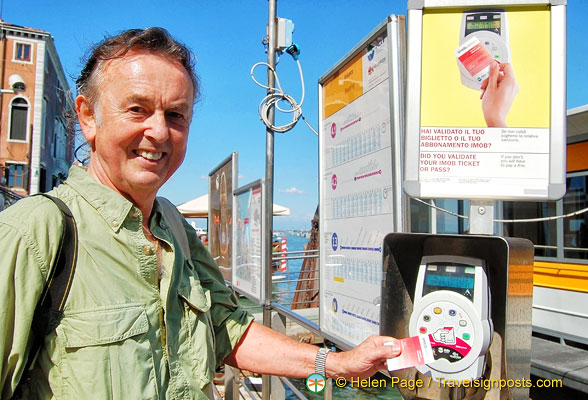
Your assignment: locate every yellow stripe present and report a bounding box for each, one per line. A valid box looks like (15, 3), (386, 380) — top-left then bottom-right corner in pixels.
(333, 277), (345, 283)
(534, 261), (588, 293)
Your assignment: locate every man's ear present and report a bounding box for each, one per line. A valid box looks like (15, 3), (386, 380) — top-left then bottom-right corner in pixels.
(76, 95), (97, 143)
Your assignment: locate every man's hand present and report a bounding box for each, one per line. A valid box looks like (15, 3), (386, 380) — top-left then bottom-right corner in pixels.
(326, 335), (401, 379)
(480, 61), (519, 127)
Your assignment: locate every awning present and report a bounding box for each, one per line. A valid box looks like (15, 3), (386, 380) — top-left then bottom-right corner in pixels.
(176, 194), (290, 218)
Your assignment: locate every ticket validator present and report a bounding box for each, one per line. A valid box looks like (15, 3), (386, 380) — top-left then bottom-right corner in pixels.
(408, 255), (493, 382)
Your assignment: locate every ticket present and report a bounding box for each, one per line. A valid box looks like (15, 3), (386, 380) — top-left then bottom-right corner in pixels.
(386, 334), (435, 371)
(455, 36), (494, 84)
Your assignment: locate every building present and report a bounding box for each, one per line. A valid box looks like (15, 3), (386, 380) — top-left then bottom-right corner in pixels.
(0, 20), (74, 204)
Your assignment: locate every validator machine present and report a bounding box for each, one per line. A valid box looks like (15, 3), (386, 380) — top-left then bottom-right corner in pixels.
(408, 255), (493, 382)
(458, 9), (511, 89)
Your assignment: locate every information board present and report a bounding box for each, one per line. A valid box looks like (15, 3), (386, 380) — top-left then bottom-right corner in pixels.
(232, 179), (266, 304)
(404, 0), (566, 200)
(319, 16), (406, 347)
(209, 153), (238, 282)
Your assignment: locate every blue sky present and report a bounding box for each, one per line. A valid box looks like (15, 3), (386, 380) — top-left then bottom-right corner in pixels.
(4, 1), (587, 230)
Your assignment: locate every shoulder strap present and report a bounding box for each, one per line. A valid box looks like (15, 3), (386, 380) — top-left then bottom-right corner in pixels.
(157, 197), (190, 259)
(13, 194), (78, 398)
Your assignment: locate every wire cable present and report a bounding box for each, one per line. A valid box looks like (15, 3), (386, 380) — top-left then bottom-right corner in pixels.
(251, 56), (317, 135)
(413, 197), (588, 224)
(494, 206), (588, 223)
(413, 198), (469, 219)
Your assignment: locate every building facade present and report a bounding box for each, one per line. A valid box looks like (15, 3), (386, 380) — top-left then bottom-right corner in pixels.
(0, 20), (74, 204)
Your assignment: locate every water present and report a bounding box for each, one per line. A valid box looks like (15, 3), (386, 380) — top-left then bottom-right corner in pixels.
(272, 234), (311, 307)
(239, 234), (402, 399)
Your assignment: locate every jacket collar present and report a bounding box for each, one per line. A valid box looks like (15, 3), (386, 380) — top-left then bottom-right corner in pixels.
(64, 165), (135, 233)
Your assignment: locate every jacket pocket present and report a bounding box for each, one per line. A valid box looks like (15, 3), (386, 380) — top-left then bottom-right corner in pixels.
(178, 272), (216, 388)
(56, 303), (158, 399)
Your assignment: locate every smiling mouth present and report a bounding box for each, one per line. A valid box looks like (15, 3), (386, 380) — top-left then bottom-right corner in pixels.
(134, 150), (164, 161)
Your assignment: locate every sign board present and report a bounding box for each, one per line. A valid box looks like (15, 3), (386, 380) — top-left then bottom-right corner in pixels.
(318, 16), (406, 347)
(232, 179), (266, 304)
(404, 0), (566, 200)
(208, 152), (238, 282)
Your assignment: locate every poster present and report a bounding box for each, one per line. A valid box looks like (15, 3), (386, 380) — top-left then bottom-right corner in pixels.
(320, 31), (395, 346)
(233, 181), (264, 303)
(415, 5), (554, 199)
(209, 153), (236, 281)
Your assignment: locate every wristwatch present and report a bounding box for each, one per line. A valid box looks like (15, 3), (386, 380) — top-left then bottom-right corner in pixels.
(315, 347), (331, 378)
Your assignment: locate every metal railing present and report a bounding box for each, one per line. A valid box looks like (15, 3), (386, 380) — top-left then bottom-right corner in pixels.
(0, 185), (24, 211)
(224, 247), (322, 400)
(271, 249), (319, 309)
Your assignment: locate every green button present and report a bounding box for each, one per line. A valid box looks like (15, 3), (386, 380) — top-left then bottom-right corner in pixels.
(463, 333), (471, 340)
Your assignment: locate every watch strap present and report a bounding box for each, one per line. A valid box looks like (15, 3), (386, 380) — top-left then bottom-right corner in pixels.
(315, 347), (331, 378)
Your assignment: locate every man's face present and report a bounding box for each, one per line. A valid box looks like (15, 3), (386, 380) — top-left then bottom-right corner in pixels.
(79, 50), (194, 201)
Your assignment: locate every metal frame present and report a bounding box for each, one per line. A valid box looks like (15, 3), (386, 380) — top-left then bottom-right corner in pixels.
(317, 15), (406, 350)
(208, 152), (238, 283)
(404, 0), (567, 201)
(232, 178), (267, 304)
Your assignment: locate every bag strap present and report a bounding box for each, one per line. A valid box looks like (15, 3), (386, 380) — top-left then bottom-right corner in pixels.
(13, 194), (78, 398)
(157, 197), (190, 259)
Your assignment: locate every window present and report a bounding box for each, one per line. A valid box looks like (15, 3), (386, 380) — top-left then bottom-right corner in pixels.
(503, 201), (558, 258)
(563, 174), (588, 259)
(9, 98), (28, 141)
(4, 163), (28, 190)
(14, 42), (32, 62)
(410, 198), (469, 234)
(53, 118), (67, 159)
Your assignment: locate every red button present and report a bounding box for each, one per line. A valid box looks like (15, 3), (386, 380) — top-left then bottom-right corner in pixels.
(419, 327), (427, 334)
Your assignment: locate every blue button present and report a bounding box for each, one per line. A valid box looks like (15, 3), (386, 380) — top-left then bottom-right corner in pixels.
(449, 309), (456, 316)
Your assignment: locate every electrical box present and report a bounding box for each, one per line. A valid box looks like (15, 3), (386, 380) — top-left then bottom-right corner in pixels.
(276, 17), (294, 51)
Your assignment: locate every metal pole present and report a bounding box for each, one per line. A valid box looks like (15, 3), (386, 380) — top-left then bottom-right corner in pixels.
(262, 1), (277, 399)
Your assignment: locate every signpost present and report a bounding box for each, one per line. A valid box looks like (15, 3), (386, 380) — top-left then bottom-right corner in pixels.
(404, 0), (566, 202)
(318, 15), (407, 347)
(208, 152), (238, 282)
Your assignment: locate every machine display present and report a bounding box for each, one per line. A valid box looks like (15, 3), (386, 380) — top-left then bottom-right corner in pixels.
(409, 255), (493, 381)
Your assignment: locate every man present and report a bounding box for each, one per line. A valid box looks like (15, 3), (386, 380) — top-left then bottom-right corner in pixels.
(0, 28), (400, 399)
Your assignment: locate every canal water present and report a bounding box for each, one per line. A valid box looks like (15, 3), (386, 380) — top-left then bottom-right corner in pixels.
(255, 234), (402, 399)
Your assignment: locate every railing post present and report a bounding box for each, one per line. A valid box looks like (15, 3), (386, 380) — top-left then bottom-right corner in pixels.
(271, 312), (287, 400)
(262, 1), (277, 399)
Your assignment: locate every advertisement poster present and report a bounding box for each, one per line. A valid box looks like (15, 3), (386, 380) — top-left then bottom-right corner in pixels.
(418, 6), (551, 198)
(209, 155), (235, 281)
(320, 33), (394, 346)
(233, 183), (263, 302)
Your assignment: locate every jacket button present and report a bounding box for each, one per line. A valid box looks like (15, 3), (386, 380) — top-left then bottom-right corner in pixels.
(143, 245), (154, 256)
(129, 208), (140, 220)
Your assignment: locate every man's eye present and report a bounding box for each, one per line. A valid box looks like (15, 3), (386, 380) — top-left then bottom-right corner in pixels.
(129, 106), (144, 113)
(168, 112), (186, 121)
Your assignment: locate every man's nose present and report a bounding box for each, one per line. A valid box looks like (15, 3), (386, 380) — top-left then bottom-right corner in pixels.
(144, 111), (169, 142)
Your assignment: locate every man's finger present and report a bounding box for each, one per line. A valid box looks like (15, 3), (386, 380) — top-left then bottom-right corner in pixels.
(382, 339), (402, 357)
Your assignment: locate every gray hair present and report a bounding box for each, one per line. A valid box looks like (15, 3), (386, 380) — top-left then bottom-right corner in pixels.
(76, 27), (200, 107)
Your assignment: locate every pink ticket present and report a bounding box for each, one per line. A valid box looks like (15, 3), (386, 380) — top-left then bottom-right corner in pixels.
(456, 37), (493, 83)
(386, 334), (435, 371)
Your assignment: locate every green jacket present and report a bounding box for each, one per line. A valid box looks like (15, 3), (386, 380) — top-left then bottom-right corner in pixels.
(0, 166), (253, 399)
